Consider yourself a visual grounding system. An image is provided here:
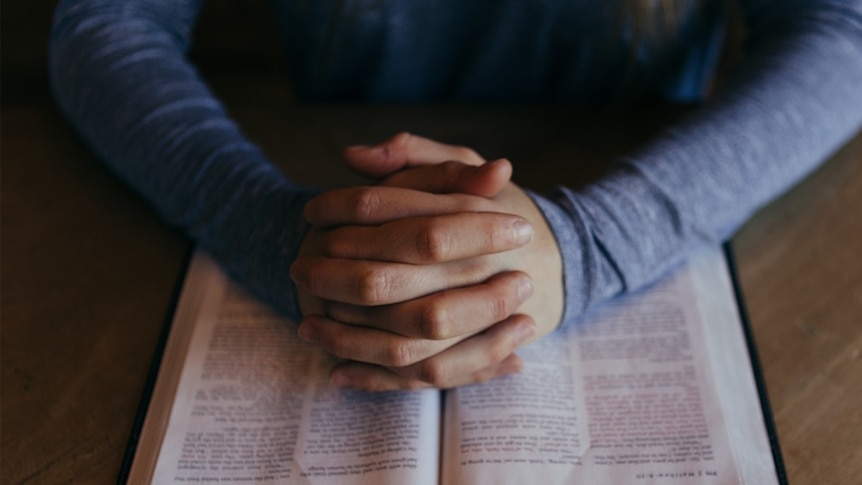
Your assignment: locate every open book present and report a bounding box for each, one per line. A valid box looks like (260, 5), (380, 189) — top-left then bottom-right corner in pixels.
(123, 245), (784, 484)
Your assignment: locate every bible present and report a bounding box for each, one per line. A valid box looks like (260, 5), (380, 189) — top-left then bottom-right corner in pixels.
(121, 245), (785, 484)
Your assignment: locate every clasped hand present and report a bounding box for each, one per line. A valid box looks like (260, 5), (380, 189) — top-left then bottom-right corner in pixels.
(291, 133), (563, 391)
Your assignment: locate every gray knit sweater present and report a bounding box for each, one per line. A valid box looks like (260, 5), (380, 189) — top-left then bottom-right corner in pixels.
(50, 0), (862, 325)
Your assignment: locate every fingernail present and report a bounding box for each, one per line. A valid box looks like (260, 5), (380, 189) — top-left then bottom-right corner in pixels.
(297, 322), (315, 342)
(330, 370), (351, 387)
(512, 220), (533, 245)
(483, 158), (512, 172)
(289, 260), (302, 283)
(516, 321), (536, 346)
(517, 276), (534, 301)
(479, 159), (501, 172)
(348, 144), (389, 160)
(498, 357), (524, 376)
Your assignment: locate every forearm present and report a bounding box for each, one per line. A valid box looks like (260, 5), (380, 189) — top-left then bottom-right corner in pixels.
(49, 0), (316, 319)
(545, 0), (862, 325)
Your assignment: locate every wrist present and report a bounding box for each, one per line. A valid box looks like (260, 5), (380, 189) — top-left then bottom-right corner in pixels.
(526, 188), (623, 327)
(196, 180), (320, 321)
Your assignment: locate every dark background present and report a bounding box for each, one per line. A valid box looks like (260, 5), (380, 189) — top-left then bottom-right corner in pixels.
(1, 0), (286, 107)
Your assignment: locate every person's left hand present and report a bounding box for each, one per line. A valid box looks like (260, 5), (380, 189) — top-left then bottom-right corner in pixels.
(291, 133), (564, 391)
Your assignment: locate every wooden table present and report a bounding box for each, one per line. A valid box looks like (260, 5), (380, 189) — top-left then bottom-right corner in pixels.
(2, 78), (860, 484)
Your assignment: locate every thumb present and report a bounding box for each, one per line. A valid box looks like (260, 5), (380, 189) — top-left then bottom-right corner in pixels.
(343, 132), (486, 178)
(342, 144), (405, 179)
(380, 158), (513, 198)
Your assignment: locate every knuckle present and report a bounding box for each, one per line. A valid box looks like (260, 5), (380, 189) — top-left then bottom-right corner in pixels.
(415, 223), (451, 262)
(353, 187), (381, 221)
(488, 291), (513, 322)
(418, 300), (451, 340)
(384, 341), (415, 367)
(356, 267), (391, 305)
(393, 131), (413, 146)
(389, 132), (413, 159)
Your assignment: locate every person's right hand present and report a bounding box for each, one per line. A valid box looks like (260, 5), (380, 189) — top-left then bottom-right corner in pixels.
(291, 134), (564, 391)
(293, 163), (536, 390)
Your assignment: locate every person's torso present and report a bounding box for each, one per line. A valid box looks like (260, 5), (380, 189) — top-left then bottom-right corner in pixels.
(272, 0), (726, 103)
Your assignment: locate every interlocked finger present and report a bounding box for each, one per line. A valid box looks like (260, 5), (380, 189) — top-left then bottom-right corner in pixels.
(290, 255), (496, 306)
(326, 314), (535, 390)
(320, 213), (533, 264)
(323, 271), (534, 339)
(328, 354), (525, 392)
(344, 132), (487, 178)
(303, 186), (495, 227)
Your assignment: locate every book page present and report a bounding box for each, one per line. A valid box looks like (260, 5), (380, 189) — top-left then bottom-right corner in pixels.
(690, 248), (781, 484)
(442, 245), (776, 484)
(441, 326), (588, 484)
(135, 253), (439, 485)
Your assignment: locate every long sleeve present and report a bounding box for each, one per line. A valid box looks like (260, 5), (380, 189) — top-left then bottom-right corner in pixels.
(540, 0), (862, 325)
(49, 0), (317, 320)
(50, 0), (862, 328)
